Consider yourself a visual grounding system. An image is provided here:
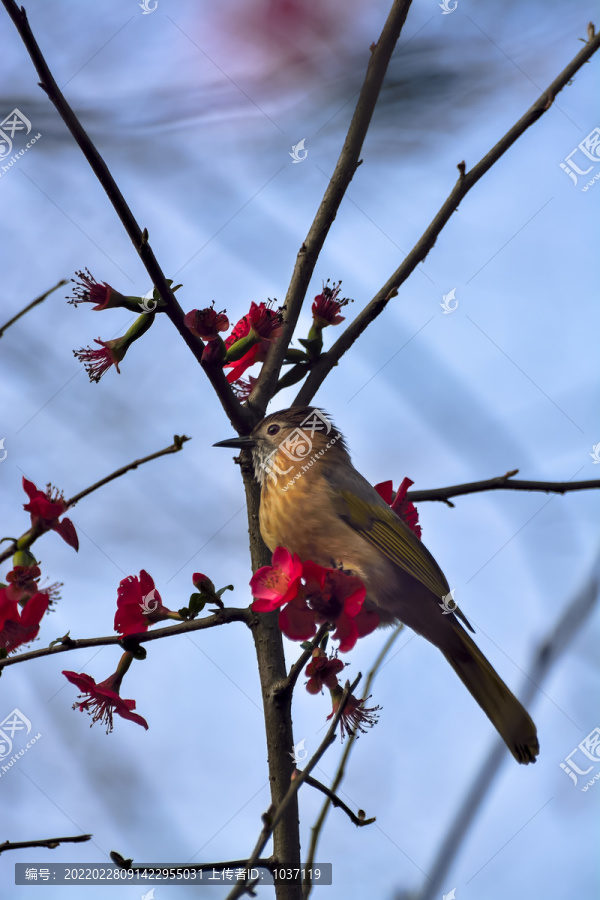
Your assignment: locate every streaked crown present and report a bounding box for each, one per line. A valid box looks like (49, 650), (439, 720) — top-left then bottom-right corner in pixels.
(250, 406), (348, 485)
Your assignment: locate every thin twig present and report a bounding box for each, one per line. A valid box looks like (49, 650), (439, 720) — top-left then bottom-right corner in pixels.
(0, 279), (67, 338)
(417, 554), (600, 900)
(0, 0), (250, 433)
(277, 624), (330, 698)
(303, 625), (403, 898)
(0, 607), (251, 671)
(294, 25), (600, 406)
(65, 436), (191, 508)
(114, 857), (277, 874)
(224, 675), (362, 900)
(248, 0), (414, 418)
(0, 436), (192, 565)
(0, 834), (92, 854)
(303, 774), (376, 827)
(406, 470), (600, 506)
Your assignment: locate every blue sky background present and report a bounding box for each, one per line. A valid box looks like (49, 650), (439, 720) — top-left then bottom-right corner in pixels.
(0, 1), (599, 898)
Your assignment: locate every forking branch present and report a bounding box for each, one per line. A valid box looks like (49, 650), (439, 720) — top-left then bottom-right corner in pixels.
(247, 0), (414, 418)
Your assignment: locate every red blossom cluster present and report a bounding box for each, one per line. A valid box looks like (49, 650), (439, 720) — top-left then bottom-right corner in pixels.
(250, 548), (382, 739)
(184, 299), (283, 392)
(250, 547), (379, 653)
(0, 568), (50, 654)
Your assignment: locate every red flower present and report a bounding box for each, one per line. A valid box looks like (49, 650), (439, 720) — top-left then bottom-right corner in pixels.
(327, 687), (381, 739)
(278, 592), (318, 642)
(250, 547), (303, 612)
(192, 573), (215, 593)
(301, 562), (375, 653)
(224, 301), (283, 383)
(375, 477), (422, 539)
(201, 337), (227, 365)
(68, 269), (128, 311)
(74, 312), (155, 383)
(114, 570), (172, 637)
(22, 478), (79, 550)
(250, 550), (378, 651)
(62, 669), (148, 732)
(73, 338), (126, 382)
(184, 305), (229, 340)
(5, 565), (41, 603)
(311, 281), (350, 328)
(251, 550), (378, 651)
(305, 649), (344, 695)
(0, 588), (49, 653)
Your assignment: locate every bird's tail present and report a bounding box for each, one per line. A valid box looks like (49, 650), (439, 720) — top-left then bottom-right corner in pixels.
(442, 627), (539, 764)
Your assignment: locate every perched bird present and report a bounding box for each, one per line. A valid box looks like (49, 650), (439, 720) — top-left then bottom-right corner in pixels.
(215, 406), (539, 764)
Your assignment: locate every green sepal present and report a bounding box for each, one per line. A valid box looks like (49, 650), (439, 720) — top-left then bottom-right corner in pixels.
(276, 363), (309, 390)
(298, 335), (323, 360)
(12, 548), (38, 568)
(284, 348), (309, 362)
(188, 592), (207, 618)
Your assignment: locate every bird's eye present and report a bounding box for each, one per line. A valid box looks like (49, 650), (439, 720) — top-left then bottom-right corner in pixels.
(267, 424), (280, 436)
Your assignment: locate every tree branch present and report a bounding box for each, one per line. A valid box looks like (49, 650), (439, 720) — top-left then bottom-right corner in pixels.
(247, 0), (414, 418)
(225, 675), (362, 900)
(294, 24), (600, 406)
(0, 834), (92, 854)
(0, 279), (67, 338)
(114, 856), (277, 874)
(406, 470), (600, 506)
(0, 435), (192, 565)
(275, 624), (330, 699)
(0, 607), (251, 671)
(303, 774), (376, 827)
(239, 458), (303, 900)
(0, 0), (251, 433)
(303, 625), (403, 898)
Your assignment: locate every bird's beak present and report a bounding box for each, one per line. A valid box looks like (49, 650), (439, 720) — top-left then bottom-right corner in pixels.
(213, 435), (256, 449)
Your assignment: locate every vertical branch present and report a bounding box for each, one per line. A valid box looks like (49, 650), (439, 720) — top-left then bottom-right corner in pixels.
(240, 453), (302, 900)
(248, 0), (414, 417)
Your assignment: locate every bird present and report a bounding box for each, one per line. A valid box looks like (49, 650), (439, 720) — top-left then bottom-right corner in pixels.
(215, 406), (539, 764)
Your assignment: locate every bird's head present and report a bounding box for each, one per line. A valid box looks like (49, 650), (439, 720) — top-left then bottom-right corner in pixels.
(214, 406), (347, 485)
